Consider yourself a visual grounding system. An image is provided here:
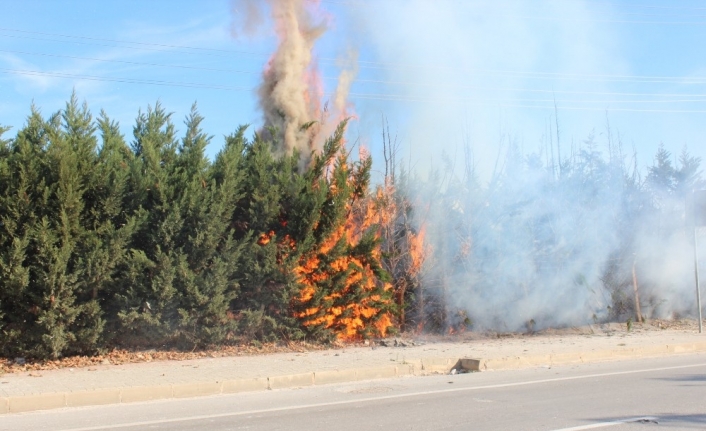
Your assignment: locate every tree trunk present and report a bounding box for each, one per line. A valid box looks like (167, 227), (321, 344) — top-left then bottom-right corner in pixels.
(632, 259), (643, 323)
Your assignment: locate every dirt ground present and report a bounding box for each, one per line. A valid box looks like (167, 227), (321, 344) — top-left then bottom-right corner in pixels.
(1, 318), (701, 375)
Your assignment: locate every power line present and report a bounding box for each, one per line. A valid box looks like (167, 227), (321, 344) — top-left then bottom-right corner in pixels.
(323, 0), (706, 13)
(0, 27), (263, 57)
(0, 68), (251, 91)
(0, 33), (260, 60)
(4, 67), (706, 113)
(8, 48), (706, 94)
(0, 49), (261, 76)
(3, 24), (706, 81)
(346, 91), (706, 106)
(3, 32), (706, 85)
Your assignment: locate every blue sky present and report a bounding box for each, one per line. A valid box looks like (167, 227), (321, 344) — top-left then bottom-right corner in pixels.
(2, 0), (706, 180)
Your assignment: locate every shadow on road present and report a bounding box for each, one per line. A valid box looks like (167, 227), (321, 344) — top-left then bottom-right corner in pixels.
(584, 413), (706, 428)
(651, 374), (706, 383)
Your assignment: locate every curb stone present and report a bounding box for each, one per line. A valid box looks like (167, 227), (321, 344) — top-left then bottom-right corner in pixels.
(2, 341), (706, 415)
(222, 378), (268, 394)
(66, 389), (121, 408)
(120, 385), (172, 404)
(268, 373), (314, 390)
(478, 342), (706, 371)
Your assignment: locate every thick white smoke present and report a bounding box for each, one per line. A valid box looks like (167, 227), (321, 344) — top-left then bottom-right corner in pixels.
(229, 0), (705, 331)
(404, 139), (704, 332)
(336, 0), (705, 331)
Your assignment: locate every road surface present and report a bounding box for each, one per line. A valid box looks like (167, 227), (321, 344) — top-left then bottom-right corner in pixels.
(2, 354), (705, 431)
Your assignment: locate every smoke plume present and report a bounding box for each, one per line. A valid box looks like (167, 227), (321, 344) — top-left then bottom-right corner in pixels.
(231, 0), (356, 161)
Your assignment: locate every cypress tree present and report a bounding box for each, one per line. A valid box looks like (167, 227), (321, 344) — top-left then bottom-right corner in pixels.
(171, 105), (247, 346)
(0, 108), (49, 357)
(85, 110), (137, 348)
(231, 132), (304, 341)
(0, 95), (129, 358)
(115, 102), (180, 346)
(290, 122), (394, 341)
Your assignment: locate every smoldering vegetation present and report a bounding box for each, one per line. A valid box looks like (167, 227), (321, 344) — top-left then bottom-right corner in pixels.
(397, 132), (705, 333)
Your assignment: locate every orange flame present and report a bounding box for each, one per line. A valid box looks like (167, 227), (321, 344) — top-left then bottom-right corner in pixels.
(408, 226), (426, 276)
(292, 165), (396, 340)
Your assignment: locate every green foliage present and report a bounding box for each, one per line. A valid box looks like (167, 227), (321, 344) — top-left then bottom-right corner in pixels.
(0, 98), (389, 358)
(0, 95), (136, 358)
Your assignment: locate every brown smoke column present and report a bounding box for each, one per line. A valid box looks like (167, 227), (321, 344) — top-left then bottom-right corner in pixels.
(232, 0), (356, 162)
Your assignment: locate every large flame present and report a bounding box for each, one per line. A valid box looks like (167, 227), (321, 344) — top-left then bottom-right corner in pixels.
(292, 153), (396, 340)
(233, 0), (426, 340)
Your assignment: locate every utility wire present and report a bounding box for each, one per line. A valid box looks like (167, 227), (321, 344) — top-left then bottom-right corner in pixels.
(0, 49), (261, 76)
(8, 48), (706, 95)
(4, 67), (706, 113)
(2, 26), (706, 83)
(0, 68), (251, 91)
(3, 32), (706, 85)
(323, 0), (706, 13)
(0, 27), (262, 56)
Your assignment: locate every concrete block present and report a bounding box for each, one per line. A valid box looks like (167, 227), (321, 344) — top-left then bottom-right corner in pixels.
(120, 385), (172, 403)
(672, 343), (703, 354)
(355, 366), (397, 381)
(66, 389), (121, 407)
(549, 353), (583, 365)
(482, 357), (524, 370)
(222, 378), (268, 394)
(268, 373), (314, 390)
(403, 359), (423, 372)
(579, 351), (612, 362)
(314, 369), (357, 385)
(396, 364), (415, 376)
(9, 393), (65, 413)
(453, 358), (481, 372)
(522, 355), (553, 367)
(613, 348), (635, 357)
(421, 358), (457, 373)
(632, 345), (667, 356)
(172, 382), (222, 398)
(0, 397), (8, 415)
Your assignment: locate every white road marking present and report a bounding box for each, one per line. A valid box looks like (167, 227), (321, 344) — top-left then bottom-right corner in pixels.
(55, 363), (705, 431)
(548, 416), (658, 431)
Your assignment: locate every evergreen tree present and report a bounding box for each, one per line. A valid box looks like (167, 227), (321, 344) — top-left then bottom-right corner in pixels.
(291, 122), (394, 340)
(0, 95), (134, 358)
(86, 110), (137, 347)
(0, 108), (49, 356)
(171, 105), (246, 346)
(115, 102), (181, 346)
(674, 147), (705, 196)
(646, 143), (676, 200)
(231, 131), (305, 341)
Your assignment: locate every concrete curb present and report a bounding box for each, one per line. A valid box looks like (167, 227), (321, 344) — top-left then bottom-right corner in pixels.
(2, 341), (706, 415)
(479, 341), (706, 371)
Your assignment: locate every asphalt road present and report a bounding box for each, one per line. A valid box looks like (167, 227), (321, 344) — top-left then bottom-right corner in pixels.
(2, 354), (706, 431)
